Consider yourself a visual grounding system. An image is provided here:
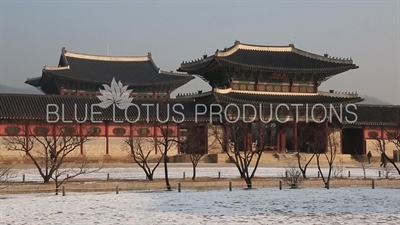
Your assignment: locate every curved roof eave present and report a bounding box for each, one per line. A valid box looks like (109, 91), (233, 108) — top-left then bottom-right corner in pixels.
(44, 71), (194, 87)
(216, 58), (358, 74)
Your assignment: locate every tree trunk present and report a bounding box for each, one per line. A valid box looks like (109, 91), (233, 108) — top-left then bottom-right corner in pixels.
(301, 169), (307, 179)
(43, 176), (51, 183)
(245, 177), (252, 189)
(192, 164), (196, 180)
(164, 155), (171, 190)
(146, 173), (153, 181)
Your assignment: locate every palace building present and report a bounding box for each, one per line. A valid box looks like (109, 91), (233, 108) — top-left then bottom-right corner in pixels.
(0, 41), (399, 163)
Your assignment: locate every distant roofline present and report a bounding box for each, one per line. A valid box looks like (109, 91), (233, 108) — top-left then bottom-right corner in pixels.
(214, 88), (360, 98)
(62, 47), (151, 62)
(355, 103), (400, 108)
(158, 70), (195, 77)
(180, 40), (355, 68)
(43, 65), (70, 70)
(216, 41), (354, 64)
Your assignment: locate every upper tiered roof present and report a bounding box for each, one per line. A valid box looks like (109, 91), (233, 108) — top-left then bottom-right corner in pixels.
(177, 88), (363, 106)
(26, 47), (193, 93)
(178, 41), (358, 78)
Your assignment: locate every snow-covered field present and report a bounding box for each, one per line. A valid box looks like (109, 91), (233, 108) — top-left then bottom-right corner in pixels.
(9, 164), (397, 182)
(1, 187), (399, 224)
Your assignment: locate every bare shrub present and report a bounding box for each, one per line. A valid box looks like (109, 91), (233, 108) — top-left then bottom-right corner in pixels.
(280, 160), (304, 188)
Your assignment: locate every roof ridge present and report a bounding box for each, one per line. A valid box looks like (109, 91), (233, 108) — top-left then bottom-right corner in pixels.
(26, 76), (42, 81)
(180, 55), (214, 67)
(356, 103), (400, 108)
(216, 41), (354, 65)
(43, 65), (70, 70)
(318, 90), (359, 98)
(291, 47), (354, 65)
(159, 70), (192, 77)
(216, 41), (293, 57)
(63, 47), (151, 62)
(215, 88), (318, 96)
(176, 90), (212, 99)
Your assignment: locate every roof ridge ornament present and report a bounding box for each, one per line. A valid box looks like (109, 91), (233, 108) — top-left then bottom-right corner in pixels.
(64, 50), (149, 62)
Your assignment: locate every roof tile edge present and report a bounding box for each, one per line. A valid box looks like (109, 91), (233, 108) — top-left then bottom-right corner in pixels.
(216, 42), (293, 57)
(215, 88), (319, 96)
(64, 49), (150, 62)
(291, 47), (354, 65)
(43, 65), (70, 70)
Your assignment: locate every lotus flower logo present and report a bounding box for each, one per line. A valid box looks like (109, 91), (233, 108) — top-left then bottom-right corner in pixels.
(97, 78), (134, 109)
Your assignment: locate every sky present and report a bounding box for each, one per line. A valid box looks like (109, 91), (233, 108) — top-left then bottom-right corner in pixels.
(0, 0), (399, 104)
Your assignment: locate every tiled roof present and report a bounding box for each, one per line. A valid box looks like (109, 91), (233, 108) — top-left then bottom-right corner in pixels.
(213, 89), (363, 106)
(28, 48), (193, 87)
(0, 94), (213, 122)
(1, 94), (397, 126)
(178, 41), (358, 74)
(343, 104), (400, 126)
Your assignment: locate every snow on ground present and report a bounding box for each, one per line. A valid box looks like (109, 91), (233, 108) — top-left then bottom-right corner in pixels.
(9, 165), (397, 182)
(1, 187), (399, 224)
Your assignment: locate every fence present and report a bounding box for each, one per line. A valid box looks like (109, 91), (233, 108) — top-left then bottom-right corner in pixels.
(1, 177), (400, 195)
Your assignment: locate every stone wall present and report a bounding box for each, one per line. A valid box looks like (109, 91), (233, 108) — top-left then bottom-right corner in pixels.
(207, 125), (224, 154)
(328, 128), (342, 154)
(365, 139), (398, 158)
(0, 137), (24, 157)
(83, 137), (106, 157)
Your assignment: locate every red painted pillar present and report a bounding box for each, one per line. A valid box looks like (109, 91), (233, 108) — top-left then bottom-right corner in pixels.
(52, 124), (57, 153)
(204, 125), (208, 154)
(80, 124), (84, 155)
(224, 123), (229, 152)
(294, 121), (298, 152)
(258, 122), (263, 151)
(281, 132), (286, 153)
(277, 126), (281, 151)
(105, 122), (109, 155)
(25, 122), (29, 155)
(362, 125), (366, 154)
(339, 127), (343, 155)
(325, 120), (329, 153)
(246, 123), (252, 151)
(380, 126), (385, 153)
(153, 125), (158, 154)
(177, 124), (181, 154)
(129, 123), (133, 155)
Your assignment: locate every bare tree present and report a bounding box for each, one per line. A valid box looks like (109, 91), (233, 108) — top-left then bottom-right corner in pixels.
(124, 133), (162, 181)
(280, 160), (304, 188)
(331, 158), (345, 178)
(213, 120), (271, 188)
(3, 123), (91, 183)
(295, 123), (318, 179)
(181, 125), (215, 180)
(154, 122), (178, 191)
(371, 128), (400, 175)
(53, 156), (101, 195)
(353, 147), (367, 179)
(315, 121), (339, 189)
(0, 166), (15, 189)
